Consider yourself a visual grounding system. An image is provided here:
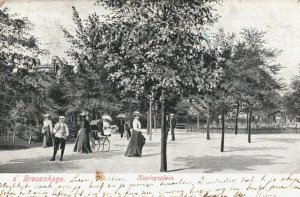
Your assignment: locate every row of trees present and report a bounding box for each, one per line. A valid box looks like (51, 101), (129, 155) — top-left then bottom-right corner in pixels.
(1, 0), (299, 172)
(190, 27), (283, 152)
(63, 0), (285, 170)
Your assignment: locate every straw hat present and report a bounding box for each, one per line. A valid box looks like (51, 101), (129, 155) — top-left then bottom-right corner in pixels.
(133, 111), (140, 116)
(59, 116), (65, 119)
(44, 114), (50, 118)
(80, 111), (89, 116)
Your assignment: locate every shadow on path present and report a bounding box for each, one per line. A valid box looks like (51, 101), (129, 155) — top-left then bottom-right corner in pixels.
(224, 146), (286, 152)
(174, 154), (285, 173)
(167, 168), (189, 172)
(0, 149), (125, 173)
(255, 137), (300, 144)
(142, 152), (160, 158)
(0, 144), (31, 151)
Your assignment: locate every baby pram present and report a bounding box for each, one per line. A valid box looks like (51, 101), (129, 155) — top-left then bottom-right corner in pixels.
(90, 120), (110, 152)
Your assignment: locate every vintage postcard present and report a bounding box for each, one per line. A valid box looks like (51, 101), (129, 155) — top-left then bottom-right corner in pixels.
(1, 0), (300, 196)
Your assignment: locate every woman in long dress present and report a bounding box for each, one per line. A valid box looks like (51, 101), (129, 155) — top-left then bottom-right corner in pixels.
(125, 111), (146, 157)
(73, 111), (92, 153)
(42, 114), (53, 148)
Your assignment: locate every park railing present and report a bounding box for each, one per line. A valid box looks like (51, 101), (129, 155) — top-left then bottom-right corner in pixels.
(0, 132), (40, 145)
(184, 122), (300, 134)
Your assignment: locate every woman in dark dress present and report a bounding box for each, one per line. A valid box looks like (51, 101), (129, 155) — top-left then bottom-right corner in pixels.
(42, 114), (53, 148)
(73, 111), (92, 153)
(125, 111), (146, 157)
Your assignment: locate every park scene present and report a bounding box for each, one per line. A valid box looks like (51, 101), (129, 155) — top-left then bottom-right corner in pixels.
(1, 0), (300, 173)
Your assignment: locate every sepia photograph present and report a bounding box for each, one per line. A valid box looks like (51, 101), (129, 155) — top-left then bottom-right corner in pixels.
(1, 0), (300, 177)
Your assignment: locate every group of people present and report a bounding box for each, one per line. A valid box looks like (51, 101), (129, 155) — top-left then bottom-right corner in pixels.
(41, 110), (147, 161)
(117, 119), (132, 139)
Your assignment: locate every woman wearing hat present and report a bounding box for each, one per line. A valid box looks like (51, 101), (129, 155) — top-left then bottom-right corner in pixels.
(102, 114), (112, 136)
(125, 111), (146, 157)
(73, 111), (92, 154)
(42, 114), (53, 148)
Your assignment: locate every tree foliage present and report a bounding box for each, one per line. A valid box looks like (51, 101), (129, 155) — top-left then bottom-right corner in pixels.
(98, 0), (223, 99)
(0, 8), (45, 131)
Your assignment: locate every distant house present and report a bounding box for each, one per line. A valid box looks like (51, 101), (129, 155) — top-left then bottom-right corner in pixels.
(33, 56), (74, 75)
(11, 56), (74, 108)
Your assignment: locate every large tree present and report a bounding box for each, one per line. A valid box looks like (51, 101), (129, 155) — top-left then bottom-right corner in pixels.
(62, 7), (134, 119)
(96, 0), (223, 171)
(233, 28), (282, 142)
(284, 70), (300, 119)
(0, 8), (44, 132)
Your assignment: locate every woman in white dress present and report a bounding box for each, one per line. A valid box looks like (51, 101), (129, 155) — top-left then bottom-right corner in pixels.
(125, 111), (146, 157)
(102, 115), (112, 136)
(42, 114), (53, 148)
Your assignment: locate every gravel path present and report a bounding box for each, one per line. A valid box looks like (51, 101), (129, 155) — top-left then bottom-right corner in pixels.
(1, 130), (300, 173)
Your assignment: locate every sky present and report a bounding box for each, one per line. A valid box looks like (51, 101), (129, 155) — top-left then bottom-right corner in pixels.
(2, 0), (300, 84)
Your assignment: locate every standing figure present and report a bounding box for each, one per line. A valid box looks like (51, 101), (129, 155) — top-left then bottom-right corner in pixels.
(125, 111), (146, 157)
(73, 111), (92, 154)
(42, 114), (53, 148)
(124, 121), (131, 140)
(102, 115), (112, 136)
(118, 119), (125, 138)
(50, 116), (69, 161)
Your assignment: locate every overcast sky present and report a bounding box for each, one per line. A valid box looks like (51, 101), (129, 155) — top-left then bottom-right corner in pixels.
(3, 0), (300, 84)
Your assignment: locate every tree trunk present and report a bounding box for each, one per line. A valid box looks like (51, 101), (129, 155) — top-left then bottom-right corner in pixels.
(28, 134), (31, 144)
(149, 97), (152, 141)
(206, 105), (210, 140)
(246, 109), (249, 135)
(267, 111), (270, 131)
(186, 115), (189, 132)
(248, 106), (253, 143)
(147, 109), (150, 135)
(92, 108), (95, 120)
(160, 89), (167, 172)
(235, 101), (240, 135)
(1, 93), (7, 130)
(221, 110), (225, 152)
(13, 132), (16, 144)
(197, 112), (200, 131)
(74, 113), (78, 136)
(154, 113), (157, 131)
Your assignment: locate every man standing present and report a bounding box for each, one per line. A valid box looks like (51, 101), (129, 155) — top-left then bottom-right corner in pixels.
(118, 119), (125, 138)
(50, 116), (69, 161)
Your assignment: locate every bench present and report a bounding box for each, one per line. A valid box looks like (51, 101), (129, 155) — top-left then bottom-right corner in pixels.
(176, 123), (186, 129)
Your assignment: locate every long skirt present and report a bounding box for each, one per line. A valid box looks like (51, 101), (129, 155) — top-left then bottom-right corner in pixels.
(73, 128), (92, 153)
(124, 131), (146, 157)
(42, 129), (53, 148)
